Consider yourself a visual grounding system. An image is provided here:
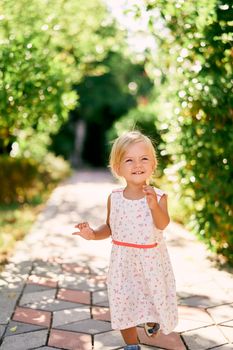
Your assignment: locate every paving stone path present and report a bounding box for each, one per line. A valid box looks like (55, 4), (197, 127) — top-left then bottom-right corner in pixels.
(0, 170), (232, 350)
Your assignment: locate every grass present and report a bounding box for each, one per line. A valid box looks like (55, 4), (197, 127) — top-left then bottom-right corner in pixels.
(0, 153), (72, 270)
(0, 199), (48, 270)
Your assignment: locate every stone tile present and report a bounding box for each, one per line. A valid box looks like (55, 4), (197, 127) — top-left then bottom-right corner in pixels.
(0, 292), (21, 323)
(57, 288), (91, 304)
(0, 325), (6, 339)
(93, 289), (108, 304)
(27, 275), (58, 288)
(177, 291), (194, 299)
(137, 328), (185, 350)
(5, 320), (46, 336)
(212, 274), (233, 296)
(179, 295), (227, 308)
(58, 273), (83, 289)
(175, 305), (214, 332)
(207, 304), (233, 323)
(23, 283), (53, 293)
(221, 320), (233, 327)
(92, 306), (111, 322)
(48, 329), (92, 350)
(19, 289), (56, 306)
(32, 261), (62, 277)
(112, 347), (164, 350)
(89, 266), (108, 276)
(57, 318), (112, 334)
(0, 329), (48, 350)
(4, 261), (32, 275)
(94, 330), (125, 349)
(211, 345), (233, 350)
(24, 298), (84, 312)
(52, 307), (91, 327)
(90, 273), (107, 284)
(0, 262), (31, 291)
(62, 263), (90, 274)
(178, 281), (233, 306)
(218, 325), (233, 342)
(13, 306), (51, 327)
(0, 279), (25, 293)
(60, 274), (106, 291)
(182, 325), (228, 350)
(94, 300), (109, 307)
(35, 347), (60, 350)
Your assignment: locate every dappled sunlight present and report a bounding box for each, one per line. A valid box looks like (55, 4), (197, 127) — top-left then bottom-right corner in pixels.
(13, 306), (51, 327)
(93, 329), (125, 349)
(1, 170), (232, 349)
(48, 328), (92, 349)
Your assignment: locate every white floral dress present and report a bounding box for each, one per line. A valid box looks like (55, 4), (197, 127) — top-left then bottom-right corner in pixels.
(107, 187), (178, 334)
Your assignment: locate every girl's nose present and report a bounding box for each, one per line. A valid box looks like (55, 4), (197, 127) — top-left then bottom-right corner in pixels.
(134, 159), (142, 167)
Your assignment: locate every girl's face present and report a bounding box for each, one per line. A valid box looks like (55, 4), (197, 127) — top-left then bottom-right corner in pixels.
(117, 141), (155, 185)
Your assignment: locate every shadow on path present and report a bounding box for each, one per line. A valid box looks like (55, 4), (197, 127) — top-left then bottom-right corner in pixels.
(0, 170), (232, 350)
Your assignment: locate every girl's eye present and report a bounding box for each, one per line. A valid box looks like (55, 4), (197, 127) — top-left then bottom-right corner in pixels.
(142, 157), (149, 161)
(125, 159), (132, 163)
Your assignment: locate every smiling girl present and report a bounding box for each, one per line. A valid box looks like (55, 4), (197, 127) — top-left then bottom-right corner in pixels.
(72, 131), (178, 350)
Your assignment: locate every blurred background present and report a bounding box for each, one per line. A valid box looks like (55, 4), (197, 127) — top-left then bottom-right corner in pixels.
(0, 0), (232, 267)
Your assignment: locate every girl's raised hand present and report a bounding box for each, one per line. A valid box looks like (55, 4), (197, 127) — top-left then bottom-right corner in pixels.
(143, 185), (159, 210)
(72, 222), (95, 240)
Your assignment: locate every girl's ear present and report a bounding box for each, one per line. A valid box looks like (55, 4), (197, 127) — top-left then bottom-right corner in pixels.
(153, 159), (157, 170)
(115, 164), (121, 176)
(151, 161), (157, 174)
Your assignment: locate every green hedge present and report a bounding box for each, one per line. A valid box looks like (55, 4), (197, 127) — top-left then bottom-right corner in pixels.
(144, 0), (233, 263)
(0, 155), (71, 204)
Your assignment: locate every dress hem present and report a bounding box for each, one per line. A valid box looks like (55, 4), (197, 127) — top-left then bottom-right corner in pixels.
(111, 318), (178, 335)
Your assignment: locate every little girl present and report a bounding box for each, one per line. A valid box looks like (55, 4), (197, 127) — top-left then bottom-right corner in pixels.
(72, 131), (178, 350)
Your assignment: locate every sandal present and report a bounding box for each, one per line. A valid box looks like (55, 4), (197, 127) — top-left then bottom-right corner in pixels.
(144, 322), (160, 337)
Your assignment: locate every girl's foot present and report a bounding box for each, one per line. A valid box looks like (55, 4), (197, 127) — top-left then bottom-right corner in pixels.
(124, 346), (141, 350)
(144, 322), (160, 337)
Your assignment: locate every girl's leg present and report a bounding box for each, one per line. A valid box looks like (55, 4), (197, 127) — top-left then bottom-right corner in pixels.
(120, 327), (139, 345)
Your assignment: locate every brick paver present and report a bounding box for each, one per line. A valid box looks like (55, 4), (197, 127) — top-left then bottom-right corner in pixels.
(13, 306), (51, 327)
(182, 325), (228, 349)
(0, 170), (232, 350)
(0, 329), (48, 350)
(57, 288), (91, 304)
(48, 329), (92, 350)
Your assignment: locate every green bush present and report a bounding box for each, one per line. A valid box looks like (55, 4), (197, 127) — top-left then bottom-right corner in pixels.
(143, 0), (233, 263)
(0, 154), (71, 204)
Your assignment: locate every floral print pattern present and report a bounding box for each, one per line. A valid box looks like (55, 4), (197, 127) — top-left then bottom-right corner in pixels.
(107, 188), (178, 334)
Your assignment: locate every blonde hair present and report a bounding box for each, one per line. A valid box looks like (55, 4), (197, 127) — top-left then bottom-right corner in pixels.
(109, 130), (157, 178)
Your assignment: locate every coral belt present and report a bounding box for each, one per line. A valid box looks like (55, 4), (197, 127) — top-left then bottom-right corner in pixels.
(112, 239), (158, 249)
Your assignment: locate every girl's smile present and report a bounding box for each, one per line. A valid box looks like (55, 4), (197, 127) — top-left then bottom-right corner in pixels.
(117, 141), (155, 184)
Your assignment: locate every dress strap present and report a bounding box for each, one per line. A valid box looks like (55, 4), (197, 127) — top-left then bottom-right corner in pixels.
(112, 188), (123, 193)
(112, 239), (158, 249)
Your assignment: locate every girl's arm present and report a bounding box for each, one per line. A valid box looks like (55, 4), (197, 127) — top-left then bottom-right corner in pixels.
(72, 195), (111, 240)
(143, 185), (170, 230)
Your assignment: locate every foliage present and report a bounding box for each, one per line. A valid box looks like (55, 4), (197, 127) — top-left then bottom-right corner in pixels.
(0, 154), (71, 204)
(0, 202), (41, 267)
(51, 51), (154, 166)
(141, 0), (233, 262)
(0, 153), (70, 266)
(0, 0), (120, 159)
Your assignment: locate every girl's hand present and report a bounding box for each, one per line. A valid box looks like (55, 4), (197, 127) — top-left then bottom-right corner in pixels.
(143, 185), (159, 210)
(72, 222), (95, 240)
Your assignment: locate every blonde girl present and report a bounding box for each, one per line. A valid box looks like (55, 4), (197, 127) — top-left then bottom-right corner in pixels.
(72, 131), (178, 350)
